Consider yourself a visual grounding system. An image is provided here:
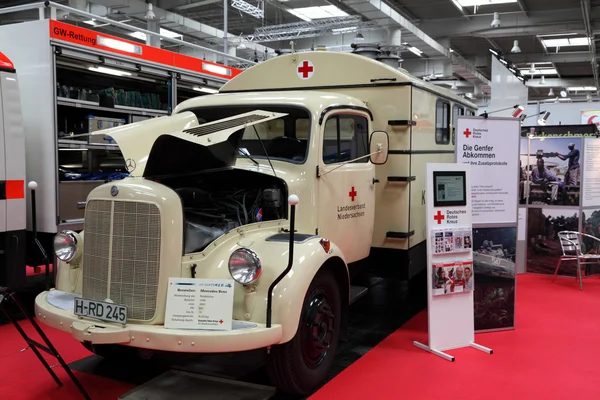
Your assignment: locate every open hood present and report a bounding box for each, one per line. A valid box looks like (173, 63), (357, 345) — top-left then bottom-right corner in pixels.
(91, 110), (287, 177)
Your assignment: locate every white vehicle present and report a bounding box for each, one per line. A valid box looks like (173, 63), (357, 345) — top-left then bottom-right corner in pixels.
(35, 49), (476, 394)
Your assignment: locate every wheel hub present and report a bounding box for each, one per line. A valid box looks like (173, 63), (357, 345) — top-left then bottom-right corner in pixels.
(301, 290), (335, 369)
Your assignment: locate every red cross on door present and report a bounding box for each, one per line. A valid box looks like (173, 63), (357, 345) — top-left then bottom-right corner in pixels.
(349, 187), (357, 201)
(434, 211), (445, 224)
(463, 128), (472, 138)
(297, 60), (314, 79)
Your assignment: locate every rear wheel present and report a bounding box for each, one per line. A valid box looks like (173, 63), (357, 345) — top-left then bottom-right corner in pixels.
(266, 269), (342, 395)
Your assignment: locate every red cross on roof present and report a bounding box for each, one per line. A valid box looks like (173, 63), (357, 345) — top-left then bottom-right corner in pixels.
(297, 61), (314, 79)
(434, 211), (445, 225)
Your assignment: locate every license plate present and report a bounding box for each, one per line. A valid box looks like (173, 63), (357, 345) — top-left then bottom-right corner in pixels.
(74, 298), (128, 324)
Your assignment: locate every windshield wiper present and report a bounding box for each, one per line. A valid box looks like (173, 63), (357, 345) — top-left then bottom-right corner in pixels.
(238, 149), (259, 166)
(253, 126), (277, 178)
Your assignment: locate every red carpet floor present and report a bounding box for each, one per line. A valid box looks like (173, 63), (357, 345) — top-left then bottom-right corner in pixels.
(2, 274), (599, 399)
(0, 318), (134, 399)
(311, 273), (600, 400)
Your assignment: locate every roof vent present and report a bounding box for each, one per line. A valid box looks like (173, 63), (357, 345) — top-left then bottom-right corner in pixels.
(376, 50), (403, 68)
(350, 43), (381, 60)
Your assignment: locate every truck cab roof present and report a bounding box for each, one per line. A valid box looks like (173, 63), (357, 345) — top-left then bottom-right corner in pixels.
(173, 90), (370, 118)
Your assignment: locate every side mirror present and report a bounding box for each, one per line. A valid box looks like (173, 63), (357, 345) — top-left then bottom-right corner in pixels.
(369, 130), (389, 165)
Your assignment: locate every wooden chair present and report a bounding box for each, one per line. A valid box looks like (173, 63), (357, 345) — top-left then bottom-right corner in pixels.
(554, 231), (600, 290)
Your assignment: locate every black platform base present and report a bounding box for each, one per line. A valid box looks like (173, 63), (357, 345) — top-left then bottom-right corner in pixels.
(119, 370), (276, 400)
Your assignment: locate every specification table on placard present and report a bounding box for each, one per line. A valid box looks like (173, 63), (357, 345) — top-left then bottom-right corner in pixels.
(164, 278), (234, 331)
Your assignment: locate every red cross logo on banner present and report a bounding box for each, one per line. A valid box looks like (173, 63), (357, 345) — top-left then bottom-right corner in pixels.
(349, 186), (357, 201)
(297, 60), (314, 79)
(463, 128), (472, 138)
(219, 319), (223, 324)
(434, 211), (445, 224)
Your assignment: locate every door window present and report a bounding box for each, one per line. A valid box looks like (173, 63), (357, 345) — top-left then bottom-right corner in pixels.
(452, 105), (465, 145)
(322, 114), (369, 164)
(436, 100), (451, 145)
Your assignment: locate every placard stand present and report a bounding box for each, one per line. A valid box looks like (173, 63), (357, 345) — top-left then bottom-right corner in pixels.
(413, 163), (493, 361)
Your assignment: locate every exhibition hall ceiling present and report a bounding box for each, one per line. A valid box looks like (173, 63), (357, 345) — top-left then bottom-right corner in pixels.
(0, 0), (598, 102)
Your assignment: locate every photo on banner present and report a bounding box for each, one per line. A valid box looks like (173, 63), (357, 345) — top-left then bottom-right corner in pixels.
(526, 208), (579, 276)
(472, 227), (516, 331)
(523, 138), (582, 206)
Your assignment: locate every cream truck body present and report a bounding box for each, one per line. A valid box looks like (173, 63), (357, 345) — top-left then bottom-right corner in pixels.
(34, 51), (476, 394)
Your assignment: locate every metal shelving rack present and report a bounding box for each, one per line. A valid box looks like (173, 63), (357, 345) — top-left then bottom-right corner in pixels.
(0, 3), (244, 263)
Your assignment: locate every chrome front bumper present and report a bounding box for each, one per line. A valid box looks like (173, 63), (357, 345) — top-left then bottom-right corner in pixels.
(34, 290), (282, 353)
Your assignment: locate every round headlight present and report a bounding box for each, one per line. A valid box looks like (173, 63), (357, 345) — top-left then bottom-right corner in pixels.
(228, 248), (262, 285)
(54, 230), (79, 262)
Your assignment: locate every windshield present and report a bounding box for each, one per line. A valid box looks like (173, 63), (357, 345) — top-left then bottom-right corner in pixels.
(185, 105), (311, 164)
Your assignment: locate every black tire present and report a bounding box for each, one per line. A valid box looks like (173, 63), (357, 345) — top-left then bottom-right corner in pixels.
(266, 269), (342, 395)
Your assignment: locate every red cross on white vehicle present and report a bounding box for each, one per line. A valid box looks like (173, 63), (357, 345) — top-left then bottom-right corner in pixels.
(297, 60), (314, 80)
(349, 186), (357, 202)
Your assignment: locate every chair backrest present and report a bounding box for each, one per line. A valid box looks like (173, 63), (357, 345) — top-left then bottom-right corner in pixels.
(558, 231), (581, 256)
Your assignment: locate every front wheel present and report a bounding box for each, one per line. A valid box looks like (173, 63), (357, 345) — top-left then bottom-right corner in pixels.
(266, 269), (342, 395)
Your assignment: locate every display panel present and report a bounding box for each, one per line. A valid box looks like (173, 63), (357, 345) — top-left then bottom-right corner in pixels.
(433, 170), (467, 207)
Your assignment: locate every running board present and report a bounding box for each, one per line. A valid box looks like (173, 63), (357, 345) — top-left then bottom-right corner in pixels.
(350, 285), (368, 305)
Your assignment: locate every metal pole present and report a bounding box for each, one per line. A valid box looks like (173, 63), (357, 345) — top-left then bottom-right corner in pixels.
(223, 0), (229, 66)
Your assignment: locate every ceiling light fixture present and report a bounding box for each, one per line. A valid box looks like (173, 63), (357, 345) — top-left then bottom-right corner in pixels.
(511, 40), (521, 53)
(540, 37), (590, 48)
(518, 67), (558, 76)
(457, 0), (516, 6)
(540, 76), (546, 84)
(529, 63), (536, 74)
(145, 3), (156, 20)
(587, 93), (592, 102)
(499, 58), (508, 65)
(287, 5), (347, 21)
(548, 88), (554, 97)
(489, 48), (499, 56)
(354, 32), (365, 41)
(406, 45), (423, 56)
(491, 12), (501, 28)
(451, 81), (458, 90)
(560, 89), (567, 98)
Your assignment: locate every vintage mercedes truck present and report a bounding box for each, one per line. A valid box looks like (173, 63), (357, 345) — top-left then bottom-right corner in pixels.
(35, 49), (476, 395)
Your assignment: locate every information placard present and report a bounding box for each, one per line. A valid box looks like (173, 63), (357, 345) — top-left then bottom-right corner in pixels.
(456, 117), (520, 225)
(165, 278), (235, 331)
(582, 138), (600, 207)
(413, 162), (492, 361)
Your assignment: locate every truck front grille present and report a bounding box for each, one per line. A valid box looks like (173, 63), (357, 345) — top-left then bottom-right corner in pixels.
(82, 200), (161, 321)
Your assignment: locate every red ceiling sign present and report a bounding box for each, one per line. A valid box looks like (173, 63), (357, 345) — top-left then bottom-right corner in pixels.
(49, 20), (242, 80)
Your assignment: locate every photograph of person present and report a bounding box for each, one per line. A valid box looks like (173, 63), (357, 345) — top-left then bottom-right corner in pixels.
(527, 208), (579, 276)
(523, 138), (582, 206)
(464, 234), (472, 249)
(473, 227), (516, 330)
(464, 266), (474, 291)
(432, 266), (449, 295)
(438, 183), (446, 201)
(453, 264), (466, 289)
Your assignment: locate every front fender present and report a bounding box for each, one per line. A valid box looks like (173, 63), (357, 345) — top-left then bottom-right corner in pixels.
(184, 226), (349, 344)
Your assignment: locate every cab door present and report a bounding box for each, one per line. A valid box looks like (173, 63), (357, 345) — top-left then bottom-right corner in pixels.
(317, 110), (376, 264)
